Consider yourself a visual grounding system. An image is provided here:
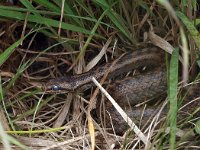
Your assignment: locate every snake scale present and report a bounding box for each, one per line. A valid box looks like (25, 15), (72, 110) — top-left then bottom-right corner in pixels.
(45, 46), (168, 133)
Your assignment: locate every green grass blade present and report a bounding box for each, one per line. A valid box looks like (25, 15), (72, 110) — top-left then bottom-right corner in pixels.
(75, 8), (108, 62)
(94, 0), (134, 43)
(6, 135), (28, 150)
(6, 60), (30, 89)
(195, 119), (200, 134)
(0, 114), (28, 150)
(75, 0), (95, 18)
(6, 90), (40, 108)
(0, 9), (94, 35)
(0, 119), (11, 150)
(6, 125), (70, 134)
(19, 0), (42, 18)
(54, 0), (83, 26)
(0, 121), (28, 150)
(13, 95), (55, 122)
(168, 48), (179, 150)
(176, 11), (200, 50)
(6, 39), (70, 90)
(34, 0), (61, 12)
(0, 36), (26, 67)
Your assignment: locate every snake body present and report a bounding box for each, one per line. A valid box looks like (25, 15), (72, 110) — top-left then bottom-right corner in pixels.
(45, 47), (164, 91)
(45, 46), (167, 133)
(97, 69), (167, 133)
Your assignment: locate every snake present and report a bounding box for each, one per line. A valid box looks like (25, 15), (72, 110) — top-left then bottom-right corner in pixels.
(44, 46), (167, 133)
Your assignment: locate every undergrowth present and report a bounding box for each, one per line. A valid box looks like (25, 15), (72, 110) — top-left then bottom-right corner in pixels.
(0, 0), (200, 149)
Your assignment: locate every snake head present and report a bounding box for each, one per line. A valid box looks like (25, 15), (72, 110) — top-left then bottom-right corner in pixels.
(44, 77), (76, 92)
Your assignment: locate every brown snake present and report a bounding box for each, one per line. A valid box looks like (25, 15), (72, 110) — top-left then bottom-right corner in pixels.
(45, 47), (165, 91)
(45, 46), (167, 133)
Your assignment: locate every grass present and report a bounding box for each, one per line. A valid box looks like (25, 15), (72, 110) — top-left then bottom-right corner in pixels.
(0, 0), (200, 149)
(167, 48), (179, 150)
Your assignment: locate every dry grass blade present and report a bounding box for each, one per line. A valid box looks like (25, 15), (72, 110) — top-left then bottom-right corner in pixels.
(148, 30), (174, 54)
(91, 77), (152, 147)
(85, 36), (112, 72)
(53, 93), (72, 128)
(0, 109), (10, 131)
(88, 115), (95, 150)
(40, 134), (91, 150)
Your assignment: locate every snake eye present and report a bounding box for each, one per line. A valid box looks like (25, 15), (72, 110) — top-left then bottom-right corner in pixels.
(51, 85), (61, 91)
